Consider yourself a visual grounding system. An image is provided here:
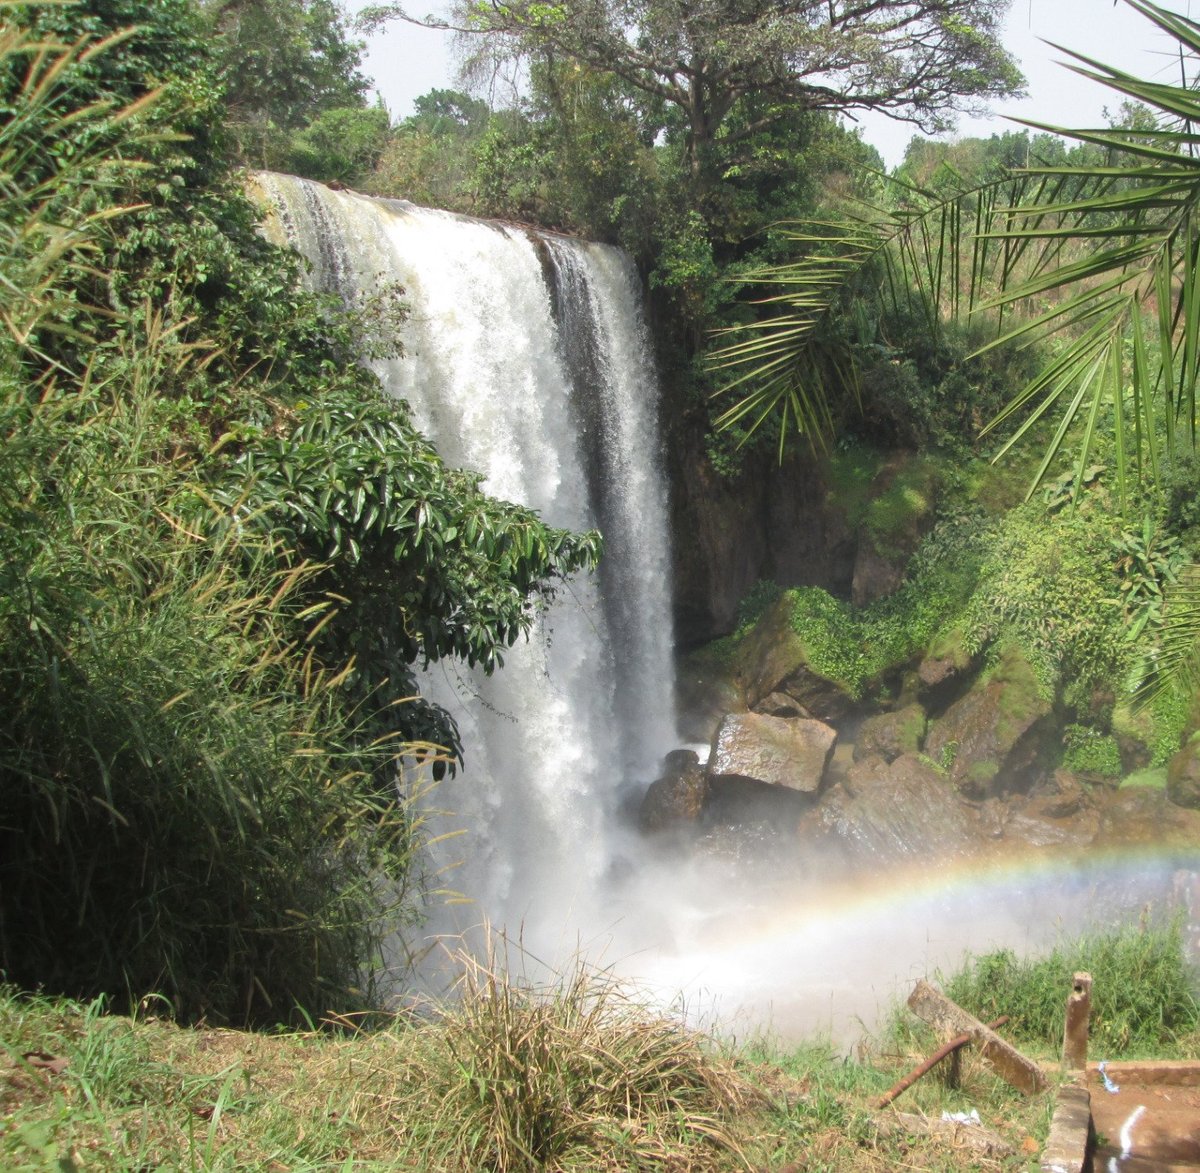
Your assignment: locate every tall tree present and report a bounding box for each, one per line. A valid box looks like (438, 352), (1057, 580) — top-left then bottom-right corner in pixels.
(205, 0), (382, 171)
(363, 0), (1023, 190)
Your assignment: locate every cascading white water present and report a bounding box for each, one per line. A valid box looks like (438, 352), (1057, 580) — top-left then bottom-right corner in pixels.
(253, 174), (677, 957)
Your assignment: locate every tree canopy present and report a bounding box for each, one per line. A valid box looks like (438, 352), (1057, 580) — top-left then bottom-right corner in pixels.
(364, 0), (1022, 186)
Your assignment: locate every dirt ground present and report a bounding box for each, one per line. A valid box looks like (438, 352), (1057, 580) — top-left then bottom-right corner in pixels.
(1089, 1068), (1200, 1171)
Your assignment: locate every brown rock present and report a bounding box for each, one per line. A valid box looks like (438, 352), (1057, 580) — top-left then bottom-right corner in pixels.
(640, 750), (709, 832)
(853, 703), (927, 763)
(753, 690), (810, 718)
(851, 542), (903, 606)
(809, 753), (980, 864)
(924, 647), (1054, 799)
(709, 711), (836, 794)
(1167, 733), (1200, 809)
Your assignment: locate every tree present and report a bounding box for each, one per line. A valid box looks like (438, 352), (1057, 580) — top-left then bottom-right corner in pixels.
(712, 0), (1200, 479)
(205, 0), (382, 173)
(363, 0), (1023, 191)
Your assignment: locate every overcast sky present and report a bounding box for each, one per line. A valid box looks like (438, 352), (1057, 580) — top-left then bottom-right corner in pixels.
(350, 0), (1198, 170)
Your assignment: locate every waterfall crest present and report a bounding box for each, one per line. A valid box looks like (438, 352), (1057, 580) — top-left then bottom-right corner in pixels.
(252, 174), (677, 954)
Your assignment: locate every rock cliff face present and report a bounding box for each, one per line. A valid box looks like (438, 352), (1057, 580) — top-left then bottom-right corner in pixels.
(647, 584), (1200, 875)
(664, 425), (941, 648)
(665, 427), (855, 646)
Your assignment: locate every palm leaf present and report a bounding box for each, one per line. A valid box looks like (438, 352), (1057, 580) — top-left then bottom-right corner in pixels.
(712, 0), (1200, 493)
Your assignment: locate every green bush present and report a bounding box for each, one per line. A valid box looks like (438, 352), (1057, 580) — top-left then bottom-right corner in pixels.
(942, 921), (1200, 1057)
(1062, 724), (1123, 777)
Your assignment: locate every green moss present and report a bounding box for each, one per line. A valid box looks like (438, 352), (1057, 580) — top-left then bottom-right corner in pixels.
(824, 446), (879, 526)
(897, 707), (928, 750)
(966, 759), (999, 785)
(1113, 688), (1194, 767)
(926, 623), (971, 667)
(1121, 767), (1168, 790)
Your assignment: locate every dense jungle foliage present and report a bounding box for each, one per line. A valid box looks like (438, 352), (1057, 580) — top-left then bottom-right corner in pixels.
(0, 0), (599, 1023)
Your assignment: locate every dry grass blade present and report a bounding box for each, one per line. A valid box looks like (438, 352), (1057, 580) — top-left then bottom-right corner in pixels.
(378, 934), (757, 1171)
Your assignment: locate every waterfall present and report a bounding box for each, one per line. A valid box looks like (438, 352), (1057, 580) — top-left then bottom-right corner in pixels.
(250, 174), (1200, 1043)
(252, 174), (677, 957)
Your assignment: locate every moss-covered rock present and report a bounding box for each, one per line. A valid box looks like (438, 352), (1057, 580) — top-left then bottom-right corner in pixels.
(1166, 731), (1200, 808)
(924, 646), (1055, 799)
(853, 703), (927, 763)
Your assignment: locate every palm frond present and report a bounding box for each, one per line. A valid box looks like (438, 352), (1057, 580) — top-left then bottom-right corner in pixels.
(712, 0), (1200, 492)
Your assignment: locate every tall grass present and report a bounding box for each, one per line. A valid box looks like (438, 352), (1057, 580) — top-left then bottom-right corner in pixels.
(383, 942), (757, 1171)
(941, 919), (1200, 1057)
(0, 14), (428, 1024)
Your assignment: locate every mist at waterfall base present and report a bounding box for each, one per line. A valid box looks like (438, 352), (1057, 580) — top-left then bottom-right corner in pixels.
(255, 173), (1199, 1044)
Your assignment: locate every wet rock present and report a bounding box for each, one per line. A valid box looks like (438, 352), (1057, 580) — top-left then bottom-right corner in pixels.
(709, 711), (836, 795)
(728, 596), (855, 719)
(1167, 732), (1200, 809)
(675, 658), (747, 743)
(924, 647), (1054, 799)
(640, 749), (709, 832)
(804, 753), (979, 865)
(1097, 780), (1200, 848)
(753, 690), (810, 719)
(851, 542), (904, 606)
(854, 703), (927, 763)
(1000, 790), (1100, 850)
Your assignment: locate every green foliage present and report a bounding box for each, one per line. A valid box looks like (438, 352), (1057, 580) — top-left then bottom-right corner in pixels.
(1111, 516), (1184, 640)
(283, 102), (391, 184)
(735, 579), (784, 634)
(220, 389), (602, 762)
(943, 921), (1200, 1056)
(1061, 724), (1124, 777)
(0, 1), (605, 1022)
(208, 0), (381, 177)
(782, 513), (989, 696)
(963, 501), (1128, 697)
(0, 349), (421, 1022)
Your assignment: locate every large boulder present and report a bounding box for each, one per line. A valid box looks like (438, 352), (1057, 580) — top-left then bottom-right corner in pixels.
(854, 703), (927, 763)
(803, 753), (981, 866)
(1097, 781), (1200, 848)
(640, 749), (710, 832)
(708, 711), (836, 795)
(728, 596), (856, 720)
(999, 774), (1100, 850)
(924, 647), (1055, 799)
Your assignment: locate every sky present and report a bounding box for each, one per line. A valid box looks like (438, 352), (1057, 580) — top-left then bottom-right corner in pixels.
(350, 0), (1198, 170)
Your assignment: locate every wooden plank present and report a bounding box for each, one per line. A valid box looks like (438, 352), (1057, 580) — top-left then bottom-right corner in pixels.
(907, 979), (1048, 1096)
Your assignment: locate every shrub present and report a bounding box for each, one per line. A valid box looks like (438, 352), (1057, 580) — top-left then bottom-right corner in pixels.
(942, 921), (1200, 1057)
(389, 946), (754, 1171)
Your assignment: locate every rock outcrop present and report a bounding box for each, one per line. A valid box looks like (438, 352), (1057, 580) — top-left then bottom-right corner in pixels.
(854, 704), (927, 763)
(805, 753), (979, 865)
(709, 711), (836, 795)
(640, 749), (709, 832)
(924, 647), (1054, 799)
(1167, 732), (1200, 810)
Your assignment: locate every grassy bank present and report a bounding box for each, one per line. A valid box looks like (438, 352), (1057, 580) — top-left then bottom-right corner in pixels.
(4, 923), (1195, 1171)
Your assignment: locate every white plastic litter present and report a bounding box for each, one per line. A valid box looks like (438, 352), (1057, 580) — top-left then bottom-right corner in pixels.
(1098, 1061), (1120, 1093)
(941, 1109), (981, 1126)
